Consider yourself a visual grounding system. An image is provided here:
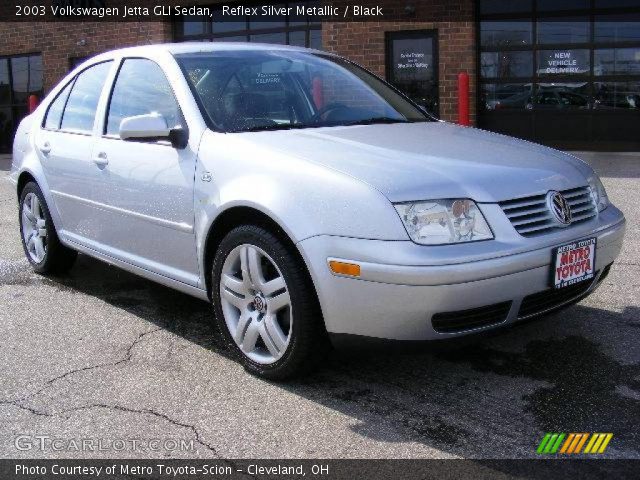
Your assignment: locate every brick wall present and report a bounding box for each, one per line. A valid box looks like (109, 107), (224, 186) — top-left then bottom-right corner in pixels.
(0, 21), (169, 93)
(0, 0), (476, 124)
(323, 0), (477, 124)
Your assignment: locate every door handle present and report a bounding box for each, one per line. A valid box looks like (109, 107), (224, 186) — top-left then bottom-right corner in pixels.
(93, 152), (109, 167)
(39, 142), (51, 155)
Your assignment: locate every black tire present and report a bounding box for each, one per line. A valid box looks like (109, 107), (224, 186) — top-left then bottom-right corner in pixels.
(211, 225), (329, 380)
(19, 181), (77, 274)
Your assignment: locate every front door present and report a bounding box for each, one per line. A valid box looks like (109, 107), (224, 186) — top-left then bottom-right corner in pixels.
(386, 30), (439, 117)
(90, 57), (199, 286)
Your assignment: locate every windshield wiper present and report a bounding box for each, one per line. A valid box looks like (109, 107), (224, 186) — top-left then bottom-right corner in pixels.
(236, 116), (420, 132)
(237, 123), (313, 133)
(339, 117), (413, 126)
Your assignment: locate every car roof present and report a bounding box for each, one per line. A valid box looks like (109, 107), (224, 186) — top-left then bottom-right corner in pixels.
(83, 42), (332, 68)
(98, 42), (323, 58)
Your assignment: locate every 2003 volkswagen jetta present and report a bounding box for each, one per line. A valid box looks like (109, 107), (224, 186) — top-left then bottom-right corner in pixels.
(10, 43), (626, 378)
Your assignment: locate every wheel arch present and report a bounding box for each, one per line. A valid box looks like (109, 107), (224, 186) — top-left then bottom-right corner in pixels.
(15, 167), (66, 243)
(17, 171), (37, 199)
(202, 206), (320, 308)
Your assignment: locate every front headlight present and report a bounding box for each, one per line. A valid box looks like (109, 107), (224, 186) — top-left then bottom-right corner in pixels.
(588, 175), (609, 212)
(394, 199), (494, 245)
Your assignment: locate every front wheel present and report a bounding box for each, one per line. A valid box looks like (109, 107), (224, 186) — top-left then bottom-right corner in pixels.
(211, 225), (328, 379)
(19, 182), (77, 274)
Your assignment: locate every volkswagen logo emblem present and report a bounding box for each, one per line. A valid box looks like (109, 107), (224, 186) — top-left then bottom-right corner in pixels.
(253, 295), (266, 313)
(547, 191), (572, 225)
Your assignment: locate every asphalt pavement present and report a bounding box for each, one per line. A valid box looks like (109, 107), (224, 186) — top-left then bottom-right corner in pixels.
(0, 151), (638, 459)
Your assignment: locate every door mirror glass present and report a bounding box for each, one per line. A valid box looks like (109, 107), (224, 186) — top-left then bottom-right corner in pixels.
(119, 113), (170, 140)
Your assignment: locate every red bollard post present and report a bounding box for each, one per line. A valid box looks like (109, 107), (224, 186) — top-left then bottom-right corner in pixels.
(458, 72), (470, 126)
(312, 76), (324, 109)
(28, 94), (39, 113)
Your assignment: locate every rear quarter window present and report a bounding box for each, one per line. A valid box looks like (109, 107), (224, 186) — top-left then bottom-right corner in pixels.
(43, 81), (73, 130)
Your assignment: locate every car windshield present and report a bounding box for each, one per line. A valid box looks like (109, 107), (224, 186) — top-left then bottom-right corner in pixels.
(175, 49), (432, 133)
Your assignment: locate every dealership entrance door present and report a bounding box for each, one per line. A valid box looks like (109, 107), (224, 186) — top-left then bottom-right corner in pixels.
(0, 54), (43, 153)
(386, 30), (440, 117)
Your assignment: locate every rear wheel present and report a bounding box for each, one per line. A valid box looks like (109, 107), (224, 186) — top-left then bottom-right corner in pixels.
(19, 182), (77, 274)
(211, 225), (328, 379)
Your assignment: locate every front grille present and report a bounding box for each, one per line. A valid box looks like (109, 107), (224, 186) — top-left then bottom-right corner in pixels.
(518, 276), (596, 319)
(500, 186), (597, 237)
(432, 301), (512, 333)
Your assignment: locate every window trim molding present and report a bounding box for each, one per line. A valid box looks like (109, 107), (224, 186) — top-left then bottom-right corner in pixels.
(101, 56), (188, 145)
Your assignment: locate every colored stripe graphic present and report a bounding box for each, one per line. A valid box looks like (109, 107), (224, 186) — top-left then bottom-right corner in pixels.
(537, 433), (613, 454)
(584, 433), (599, 453)
(537, 433), (565, 454)
(598, 433), (614, 453)
(584, 433), (614, 454)
(559, 433), (575, 454)
(550, 433), (565, 453)
(574, 433), (589, 453)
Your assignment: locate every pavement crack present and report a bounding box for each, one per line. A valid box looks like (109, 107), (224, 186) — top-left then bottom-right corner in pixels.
(0, 327), (163, 406)
(60, 403), (220, 457)
(0, 400), (52, 417)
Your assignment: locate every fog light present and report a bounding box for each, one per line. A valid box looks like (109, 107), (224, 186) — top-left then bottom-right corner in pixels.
(329, 260), (361, 277)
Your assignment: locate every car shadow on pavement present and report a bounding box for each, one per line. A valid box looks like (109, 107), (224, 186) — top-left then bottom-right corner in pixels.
(40, 254), (640, 458)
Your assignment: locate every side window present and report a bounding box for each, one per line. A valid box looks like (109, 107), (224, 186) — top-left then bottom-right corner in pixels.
(106, 59), (181, 136)
(60, 61), (112, 133)
(43, 81), (73, 130)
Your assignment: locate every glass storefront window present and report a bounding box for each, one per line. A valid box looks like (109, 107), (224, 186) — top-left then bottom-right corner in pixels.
(212, 10), (246, 33)
(215, 36), (248, 43)
(481, 83), (533, 111)
(288, 1), (307, 26)
(479, 1), (640, 148)
(537, 49), (590, 76)
(480, 21), (532, 48)
(179, 2), (321, 49)
(183, 16), (205, 36)
(480, 0), (531, 15)
(537, 17), (589, 44)
(0, 53), (43, 153)
(309, 29), (322, 50)
(537, 0), (589, 11)
(594, 82), (640, 109)
(249, 4), (287, 30)
(481, 51), (533, 78)
(595, 0), (640, 7)
(289, 30), (306, 47)
(0, 59), (9, 105)
(595, 48), (640, 76)
(535, 83), (590, 109)
(0, 106), (11, 151)
(594, 14), (640, 43)
(250, 32), (287, 44)
(10, 55), (43, 103)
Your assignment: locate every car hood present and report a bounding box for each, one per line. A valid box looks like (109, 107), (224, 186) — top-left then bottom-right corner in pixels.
(240, 121), (592, 203)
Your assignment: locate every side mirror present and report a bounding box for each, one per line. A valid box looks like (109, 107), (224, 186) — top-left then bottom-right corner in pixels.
(119, 113), (170, 140)
(119, 113), (189, 149)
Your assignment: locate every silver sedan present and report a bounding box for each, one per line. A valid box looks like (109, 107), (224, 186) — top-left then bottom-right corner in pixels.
(10, 43), (625, 378)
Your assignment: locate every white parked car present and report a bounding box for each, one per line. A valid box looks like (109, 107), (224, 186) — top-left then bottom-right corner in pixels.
(10, 44), (625, 378)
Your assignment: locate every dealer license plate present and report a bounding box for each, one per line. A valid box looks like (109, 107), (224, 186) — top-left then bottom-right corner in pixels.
(552, 238), (596, 289)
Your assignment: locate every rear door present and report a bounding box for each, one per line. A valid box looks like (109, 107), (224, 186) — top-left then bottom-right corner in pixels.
(89, 58), (199, 286)
(35, 61), (114, 238)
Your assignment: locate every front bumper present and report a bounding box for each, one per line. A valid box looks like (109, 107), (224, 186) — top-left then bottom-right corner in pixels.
(298, 206), (625, 341)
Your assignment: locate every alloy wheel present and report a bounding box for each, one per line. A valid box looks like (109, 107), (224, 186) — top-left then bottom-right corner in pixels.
(219, 244), (292, 364)
(21, 192), (47, 263)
